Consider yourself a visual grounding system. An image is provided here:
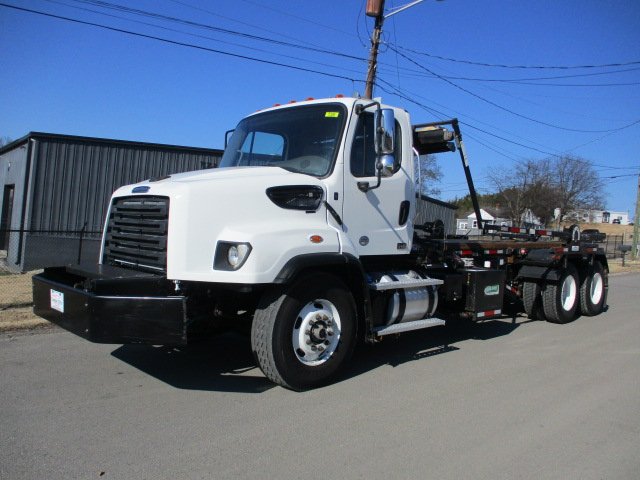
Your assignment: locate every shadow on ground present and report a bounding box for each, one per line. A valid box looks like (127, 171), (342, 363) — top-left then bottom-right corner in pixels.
(111, 316), (527, 393)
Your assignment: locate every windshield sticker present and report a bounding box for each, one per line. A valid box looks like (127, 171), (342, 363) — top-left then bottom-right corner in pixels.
(325, 112), (340, 118)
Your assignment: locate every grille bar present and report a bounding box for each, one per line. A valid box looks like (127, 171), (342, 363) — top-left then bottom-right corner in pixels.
(103, 196), (169, 272)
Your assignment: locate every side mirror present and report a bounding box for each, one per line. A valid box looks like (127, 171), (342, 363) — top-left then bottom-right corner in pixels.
(224, 129), (234, 148)
(358, 106), (397, 192)
(374, 108), (395, 155)
(376, 155), (395, 178)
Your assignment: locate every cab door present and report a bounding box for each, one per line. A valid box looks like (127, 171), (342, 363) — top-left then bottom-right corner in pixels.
(341, 110), (415, 257)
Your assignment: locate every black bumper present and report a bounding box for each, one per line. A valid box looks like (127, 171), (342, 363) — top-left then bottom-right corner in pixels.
(33, 264), (187, 345)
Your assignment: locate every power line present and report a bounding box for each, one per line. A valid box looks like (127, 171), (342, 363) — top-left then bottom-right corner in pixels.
(375, 79), (558, 156)
(376, 77), (640, 170)
(377, 77), (577, 154)
(168, 0), (332, 47)
(496, 80), (640, 87)
(394, 45), (640, 70)
(43, 0), (369, 78)
(65, 0), (368, 62)
(0, 3), (360, 83)
(602, 173), (638, 179)
(387, 44), (640, 134)
(236, 0), (357, 39)
(58, 0), (442, 85)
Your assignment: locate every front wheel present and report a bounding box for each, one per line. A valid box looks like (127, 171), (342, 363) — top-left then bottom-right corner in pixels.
(251, 273), (357, 390)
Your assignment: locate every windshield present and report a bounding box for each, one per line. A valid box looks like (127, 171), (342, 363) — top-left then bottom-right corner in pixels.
(220, 103), (347, 177)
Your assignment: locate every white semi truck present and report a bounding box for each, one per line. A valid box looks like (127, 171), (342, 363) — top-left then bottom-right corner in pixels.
(33, 96), (609, 390)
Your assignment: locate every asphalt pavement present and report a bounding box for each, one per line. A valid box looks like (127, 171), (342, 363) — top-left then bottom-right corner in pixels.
(1, 273), (639, 480)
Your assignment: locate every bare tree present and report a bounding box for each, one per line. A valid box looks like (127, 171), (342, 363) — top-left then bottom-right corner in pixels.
(487, 155), (604, 227)
(415, 154), (443, 197)
(553, 155), (605, 222)
(488, 159), (553, 226)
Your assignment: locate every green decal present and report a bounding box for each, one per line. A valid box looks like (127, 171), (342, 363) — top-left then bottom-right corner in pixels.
(484, 285), (500, 296)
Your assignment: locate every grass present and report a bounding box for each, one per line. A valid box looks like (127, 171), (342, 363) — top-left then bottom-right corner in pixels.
(0, 271), (50, 332)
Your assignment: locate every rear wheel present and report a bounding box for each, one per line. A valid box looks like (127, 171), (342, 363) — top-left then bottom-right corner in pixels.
(579, 261), (607, 316)
(542, 264), (579, 324)
(251, 273), (357, 391)
(522, 281), (544, 320)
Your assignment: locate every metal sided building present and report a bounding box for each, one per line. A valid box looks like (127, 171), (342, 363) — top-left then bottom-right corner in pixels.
(0, 132), (222, 272)
(415, 194), (458, 236)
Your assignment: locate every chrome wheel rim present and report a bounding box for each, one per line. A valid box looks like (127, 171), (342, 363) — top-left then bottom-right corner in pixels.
(292, 299), (341, 366)
(590, 272), (603, 305)
(561, 274), (577, 311)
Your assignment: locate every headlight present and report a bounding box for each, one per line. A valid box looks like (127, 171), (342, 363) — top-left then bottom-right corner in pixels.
(266, 185), (323, 211)
(214, 242), (252, 271)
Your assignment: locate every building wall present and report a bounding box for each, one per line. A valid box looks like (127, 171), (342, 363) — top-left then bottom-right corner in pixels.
(28, 137), (219, 234)
(1, 133), (222, 272)
(414, 195), (457, 235)
(0, 140), (30, 268)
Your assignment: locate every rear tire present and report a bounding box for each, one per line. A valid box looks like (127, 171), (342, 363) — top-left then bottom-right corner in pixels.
(522, 281), (544, 320)
(579, 261), (607, 316)
(251, 273), (357, 391)
(542, 264), (579, 324)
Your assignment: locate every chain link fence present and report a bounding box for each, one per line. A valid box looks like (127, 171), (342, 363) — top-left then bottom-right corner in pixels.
(1, 228), (102, 312)
(600, 234), (625, 259)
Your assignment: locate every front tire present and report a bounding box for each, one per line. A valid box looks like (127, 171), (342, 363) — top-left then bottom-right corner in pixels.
(579, 261), (607, 316)
(251, 273), (357, 391)
(542, 264), (579, 324)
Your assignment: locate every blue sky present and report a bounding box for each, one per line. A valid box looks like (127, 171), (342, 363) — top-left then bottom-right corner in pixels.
(1, 0), (639, 215)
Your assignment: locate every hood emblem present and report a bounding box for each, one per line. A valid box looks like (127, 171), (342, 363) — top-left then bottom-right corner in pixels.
(132, 186), (150, 193)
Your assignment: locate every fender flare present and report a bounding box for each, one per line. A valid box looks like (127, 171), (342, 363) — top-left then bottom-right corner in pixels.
(273, 253), (375, 341)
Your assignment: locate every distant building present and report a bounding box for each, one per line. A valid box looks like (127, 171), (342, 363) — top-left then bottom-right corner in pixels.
(565, 209), (630, 225)
(456, 207), (541, 236)
(415, 195), (458, 236)
(0, 132), (222, 272)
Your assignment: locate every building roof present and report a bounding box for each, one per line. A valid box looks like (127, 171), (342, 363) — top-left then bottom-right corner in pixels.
(0, 132), (223, 156)
(418, 194), (458, 210)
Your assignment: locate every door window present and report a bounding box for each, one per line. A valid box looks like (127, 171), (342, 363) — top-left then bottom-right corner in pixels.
(350, 113), (402, 178)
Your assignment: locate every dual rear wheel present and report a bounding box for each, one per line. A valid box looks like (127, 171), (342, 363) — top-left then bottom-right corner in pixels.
(523, 261), (606, 323)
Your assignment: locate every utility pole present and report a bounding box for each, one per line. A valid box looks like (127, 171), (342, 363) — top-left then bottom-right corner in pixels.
(363, 0), (437, 99)
(364, 0), (386, 99)
(632, 171), (640, 260)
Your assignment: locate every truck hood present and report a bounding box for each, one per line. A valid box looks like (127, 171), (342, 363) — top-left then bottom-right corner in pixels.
(108, 166), (339, 284)
(151, 166), (320, 185)
(111, 166), (325, 199)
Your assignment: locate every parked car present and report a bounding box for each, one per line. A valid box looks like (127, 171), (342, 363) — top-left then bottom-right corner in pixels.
(612, 219), (621, 224)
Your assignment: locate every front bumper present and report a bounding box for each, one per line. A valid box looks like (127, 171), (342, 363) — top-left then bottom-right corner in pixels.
(33, 264), (187, 345)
